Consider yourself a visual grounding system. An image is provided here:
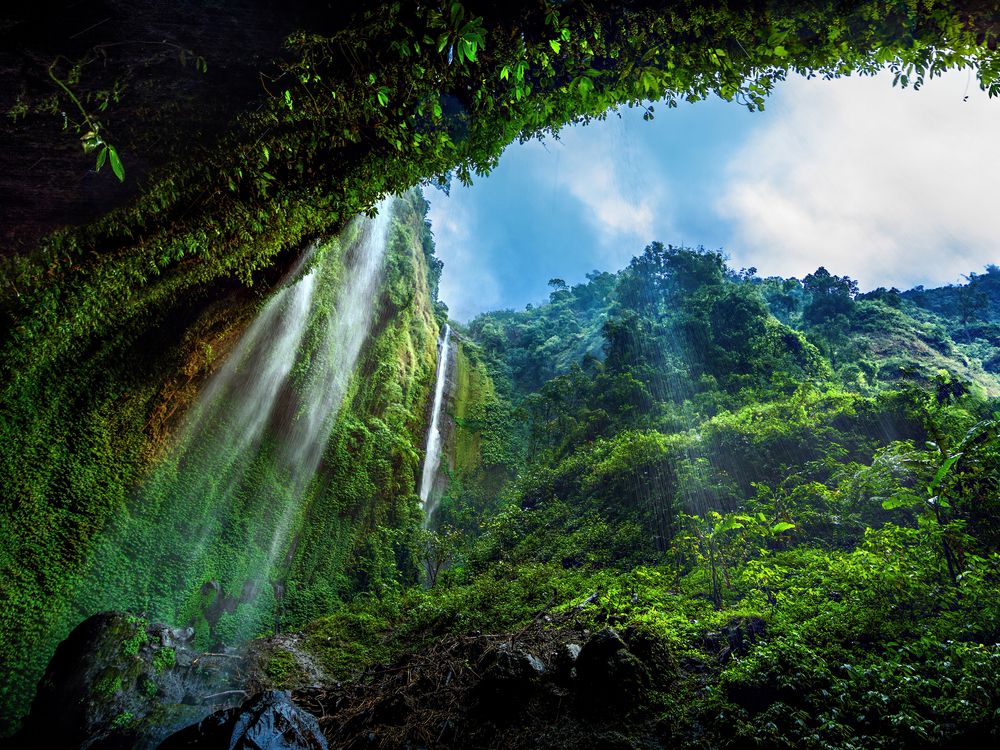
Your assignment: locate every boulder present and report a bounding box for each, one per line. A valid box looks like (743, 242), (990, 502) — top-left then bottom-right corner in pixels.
(13, 612), (165, 749)
(475, 644), (546, 714)
(12, 611), (247, 749)
(157, 690), (327, 750)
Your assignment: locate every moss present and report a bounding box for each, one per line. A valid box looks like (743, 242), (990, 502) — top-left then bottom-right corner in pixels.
(93, 671), (122, 700)
(120, 617), (148, 657)
(451, 341), (493, 473)
(109, 711), (134, 730)
(261, 649), (306, 688)
(151, 648), (175, 674)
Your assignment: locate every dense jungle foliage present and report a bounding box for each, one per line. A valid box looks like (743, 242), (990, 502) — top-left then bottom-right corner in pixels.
(253, 246), (1000, 749)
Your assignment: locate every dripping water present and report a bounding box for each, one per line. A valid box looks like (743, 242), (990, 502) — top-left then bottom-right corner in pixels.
(419, 323), (451, 524)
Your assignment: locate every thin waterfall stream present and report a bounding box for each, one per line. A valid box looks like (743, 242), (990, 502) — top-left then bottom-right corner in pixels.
(419, 323), (451, 523)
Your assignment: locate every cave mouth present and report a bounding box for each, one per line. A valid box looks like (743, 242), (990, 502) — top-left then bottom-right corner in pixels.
(2, 1), (999, 742)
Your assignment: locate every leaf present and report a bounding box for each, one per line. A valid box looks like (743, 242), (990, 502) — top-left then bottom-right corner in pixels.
(377, 88), (389, 107)
(714, 517), (744, 535)
(500, 65), (510, 80)
(882, 493), (922, 510)
(108, 146), (124, 182)
(771, 522), (796, 534)
(930, 453), (962, 490)
(95, 146), (107, 171)
(549, 39), (561, 54)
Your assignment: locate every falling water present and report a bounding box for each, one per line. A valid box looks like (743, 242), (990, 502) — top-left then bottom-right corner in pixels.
(419, 324), (451, 522)
(71, 198), (395, 642)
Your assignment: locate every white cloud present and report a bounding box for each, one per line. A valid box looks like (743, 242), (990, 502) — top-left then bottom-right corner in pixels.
(426, 194), (502, 322)
(522, 119), (674, 267)
(718, 71), (1000, 289)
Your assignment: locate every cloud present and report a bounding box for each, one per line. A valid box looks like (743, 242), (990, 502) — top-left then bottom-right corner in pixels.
(426, 194), (502, 322)
(521, 118), (674, 267)
(717, 71), (1000, 289)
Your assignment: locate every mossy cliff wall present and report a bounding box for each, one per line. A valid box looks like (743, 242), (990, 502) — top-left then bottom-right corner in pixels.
(0, 192), (443, 733)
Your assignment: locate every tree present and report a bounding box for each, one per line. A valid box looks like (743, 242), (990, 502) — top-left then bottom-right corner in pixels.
(802, 267), (859, 325)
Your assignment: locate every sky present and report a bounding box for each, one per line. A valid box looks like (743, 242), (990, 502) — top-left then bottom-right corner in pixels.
(426, 70), (999, 322)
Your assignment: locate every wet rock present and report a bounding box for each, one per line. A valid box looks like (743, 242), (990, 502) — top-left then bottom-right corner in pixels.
(12, 611), (248, 750)
(475, 645), (546, 713)
(157, 690), (327, 749)
(574, 628), (650, 713)
(552, 643), (582, 682)
(13, 612), (164, 749)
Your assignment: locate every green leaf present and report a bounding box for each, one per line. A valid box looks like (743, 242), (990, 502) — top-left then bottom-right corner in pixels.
(95, 146), (108, 171)
(882, 493), (922, 510)
(714, 517), (744, 535)
(500, 65), (510, 80)
(549, 39), (561, 54)
(108, 146), (124, 182)
(771, 522), (796, 534)
(930, 453), (962, 491)
(377, 88), (389, 107)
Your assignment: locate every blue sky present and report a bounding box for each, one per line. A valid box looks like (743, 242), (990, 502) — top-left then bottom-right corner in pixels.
(427, 71), (999, 322)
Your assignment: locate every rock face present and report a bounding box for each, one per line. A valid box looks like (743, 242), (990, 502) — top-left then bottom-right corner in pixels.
(12, 611), (247, 750)
(157, 691), (327, 750)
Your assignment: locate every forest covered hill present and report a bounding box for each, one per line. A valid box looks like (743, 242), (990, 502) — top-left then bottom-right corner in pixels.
(220, 236), (1000, 749)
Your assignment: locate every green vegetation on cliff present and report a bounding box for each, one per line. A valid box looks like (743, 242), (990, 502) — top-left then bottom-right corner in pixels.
(255, 245), (1000, 748)
(0, 193), (444, 731)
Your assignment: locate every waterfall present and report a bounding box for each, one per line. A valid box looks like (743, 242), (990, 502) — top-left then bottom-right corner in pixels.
(72, 198), (395, 642)
(419, 323), (451, 522)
